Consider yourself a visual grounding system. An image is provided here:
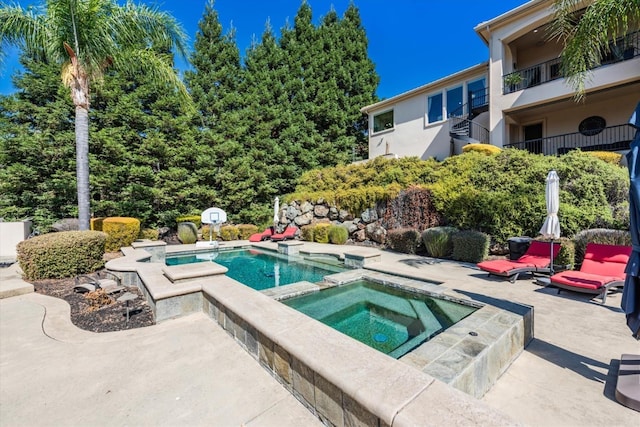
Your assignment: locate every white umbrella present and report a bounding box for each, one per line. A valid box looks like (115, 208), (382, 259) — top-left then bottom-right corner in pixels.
(539, 170), (561, 274)
(273, 197), (280, 232)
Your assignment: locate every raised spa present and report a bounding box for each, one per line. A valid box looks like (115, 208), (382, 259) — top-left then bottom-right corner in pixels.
(283, 280), (478, 358)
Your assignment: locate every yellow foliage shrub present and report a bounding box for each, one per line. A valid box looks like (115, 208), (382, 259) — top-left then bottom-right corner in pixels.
(90, 217), (106, 231)
(102, 217), (141, 252)
(585, 151), (623, 165)
(219, 225), (239, 241)
(462, 144), (501, 155)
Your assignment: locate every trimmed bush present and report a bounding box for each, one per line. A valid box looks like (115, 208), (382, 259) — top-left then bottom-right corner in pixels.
(90, 217), (105, 231)
(572, 228), (632, 265)
(533, 237), (576, 269)
(219, 225), (239, 241)
(451, 230), (490, 263)
(17, 231), (107, 280)
(138, 228), (159, 240)
(386, 228), (422, 254)
(177, 222), (198, 244)
(422, 226), (458, 258)
(301, 225), (315, 242)
(176, 215), (202, 229)
(237, 224), (259, 240)
(585, 151), (623, 165)
(314, 223), (332, 244)
(328, 225), (349, 245)
(462, 143), (501, 155)
(102, 217), (141, 252)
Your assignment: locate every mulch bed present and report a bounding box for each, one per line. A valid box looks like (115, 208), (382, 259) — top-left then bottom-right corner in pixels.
(33, 273), (155, 333)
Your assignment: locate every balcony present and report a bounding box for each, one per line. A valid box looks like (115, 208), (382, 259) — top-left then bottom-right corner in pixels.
(503, 30), (640, 94)
(504, 124), (634, 155)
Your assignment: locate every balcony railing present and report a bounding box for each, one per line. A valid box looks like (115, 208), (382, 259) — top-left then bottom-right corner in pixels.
(504, 124), (634, 155)
(503, 30), (640, 94)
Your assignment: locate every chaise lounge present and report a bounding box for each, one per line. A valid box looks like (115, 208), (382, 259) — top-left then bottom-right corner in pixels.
(248, 227), (274, 242)
(550, 243), (632, 304)
(270, 226), (297, 242)
(477, 240), (561, 283)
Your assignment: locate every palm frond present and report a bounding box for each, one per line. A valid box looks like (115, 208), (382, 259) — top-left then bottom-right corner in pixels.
(0, 2), (49, 64)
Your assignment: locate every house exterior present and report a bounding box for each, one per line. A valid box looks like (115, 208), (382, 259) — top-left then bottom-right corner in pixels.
(361, 0), (640, 160)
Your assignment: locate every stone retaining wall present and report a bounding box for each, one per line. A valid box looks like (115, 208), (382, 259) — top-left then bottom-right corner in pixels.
(276, 200), (388, 245)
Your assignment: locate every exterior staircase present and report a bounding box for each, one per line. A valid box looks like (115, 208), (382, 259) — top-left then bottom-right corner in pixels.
(448, 88), (490, 145)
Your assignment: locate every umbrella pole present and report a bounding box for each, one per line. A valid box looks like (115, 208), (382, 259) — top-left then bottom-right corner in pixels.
(550, 238), (554, 275)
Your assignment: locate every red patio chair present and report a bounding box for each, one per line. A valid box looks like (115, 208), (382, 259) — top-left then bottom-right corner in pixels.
(270, 226), (298, 242)
(477, 240), (561, 283)
(550, 243), (631, 304)
(248, 227), (274, 242)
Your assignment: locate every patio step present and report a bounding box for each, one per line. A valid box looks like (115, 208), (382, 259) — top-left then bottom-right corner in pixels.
(615, 354), (640, 412)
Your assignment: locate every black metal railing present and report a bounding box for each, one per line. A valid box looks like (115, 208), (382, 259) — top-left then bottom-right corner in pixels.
(504, 124), (634, 155)
(448, 88), (490, 118)
(503, 30), (640, 94)
(449, 116), (490, 144)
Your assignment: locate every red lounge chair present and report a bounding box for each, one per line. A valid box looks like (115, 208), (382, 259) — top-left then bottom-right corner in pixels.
(477, 240), (561, 283)
(551, 243), (632, 304)
(270, 226), (297, 242)
(248, 227), (274, 242)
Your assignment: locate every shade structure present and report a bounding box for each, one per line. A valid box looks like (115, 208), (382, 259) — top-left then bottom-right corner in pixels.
(273, 197), (280, 229)
(539, 170), (561, 274)
(622, 102), (640, 339)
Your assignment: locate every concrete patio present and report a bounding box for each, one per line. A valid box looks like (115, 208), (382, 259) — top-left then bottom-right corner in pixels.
(1, 242), (638, 426)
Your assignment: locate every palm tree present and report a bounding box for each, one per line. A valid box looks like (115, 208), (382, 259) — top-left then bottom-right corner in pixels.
(550, 0), (640, 100)
(0, 0), (191, 230)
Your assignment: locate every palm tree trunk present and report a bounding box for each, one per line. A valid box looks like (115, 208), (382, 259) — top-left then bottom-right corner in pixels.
(75, 105), (90, 230)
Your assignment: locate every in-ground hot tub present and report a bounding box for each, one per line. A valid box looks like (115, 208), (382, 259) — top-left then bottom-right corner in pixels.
(283, 279), (479, 358)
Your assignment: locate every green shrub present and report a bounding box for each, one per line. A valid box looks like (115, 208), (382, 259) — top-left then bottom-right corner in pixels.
(451, 230), (490, 263)
(572, 228), (632, 265)
(177, 222), (198, 244)
(237, 224), (259, 240)
(102, 217), (141, 252)
(328, 225), (349, 245)
(176, 215), (202, 229)
(422, 226), (458, 258)
(219, 225), (239, 241)
(138, 228), (159, 240)
(301, 225), (315, 242)
(314, 223), (332, 244)
(386, 228), (422, 254)
(17, 231), (107, 280)
(534, 237), (576, 269)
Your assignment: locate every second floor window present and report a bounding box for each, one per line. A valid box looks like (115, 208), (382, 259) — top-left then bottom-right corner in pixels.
(373, 110), (394, 133)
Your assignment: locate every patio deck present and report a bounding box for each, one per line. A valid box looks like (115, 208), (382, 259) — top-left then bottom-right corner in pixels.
(1, 242), (638, 426)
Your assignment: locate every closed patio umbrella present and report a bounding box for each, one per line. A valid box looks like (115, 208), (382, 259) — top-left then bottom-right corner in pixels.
(622, 102), (640, 340)
(273, 197), (280, 232)
(540, 170), (561, 275)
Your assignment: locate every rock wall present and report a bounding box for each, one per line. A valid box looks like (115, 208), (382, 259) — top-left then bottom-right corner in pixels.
(276, 200), (388, 244)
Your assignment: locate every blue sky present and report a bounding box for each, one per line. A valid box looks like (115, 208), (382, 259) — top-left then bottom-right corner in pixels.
(0, 0), (527, 99)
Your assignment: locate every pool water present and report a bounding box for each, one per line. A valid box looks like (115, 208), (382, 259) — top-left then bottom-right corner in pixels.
(166, 249), (344, 291)
(283, 280), (478, 358)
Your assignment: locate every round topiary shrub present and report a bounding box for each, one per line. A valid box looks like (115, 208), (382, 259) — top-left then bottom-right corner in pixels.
(237, 224), (259, 240)
(462, 143), (501, 155)
(328, 225), (349, 245)
(301, 225), (315, 242)
(103, 217), (141, 252)
(387, 228), (422, 254)
(138, 228), (159, 240)
(177, 222), (198, 244)
(176, 215), (202, 229)
(451, 230), (490, 263)
(17, 231), (107, 280)
(314, 223), (331, 244)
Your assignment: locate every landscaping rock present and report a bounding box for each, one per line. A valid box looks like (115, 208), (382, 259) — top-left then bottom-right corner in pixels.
(328, 207), (339, 220)
(366, 222), (387, 244)
(294, 212), (314, 226)
(361, 208), (378, 224)
(339, 209), (353, 221)
(314, 205), (330, 218)
(300, 201), (313, 213)
(286, 206), (300, 220)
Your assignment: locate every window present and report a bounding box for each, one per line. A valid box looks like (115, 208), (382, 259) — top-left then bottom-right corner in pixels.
(427, 93), (443, 123)
(446, 86), (463, 118)
(373, 110), (394, 133)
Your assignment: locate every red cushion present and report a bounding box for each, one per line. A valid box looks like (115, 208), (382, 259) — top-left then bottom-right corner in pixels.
(581, 243), (631, 277)
(551, 270), (621, 290)
(515, 255), (553, 268)
(477, 259), (537, 274)
(524, 240), (560, 258)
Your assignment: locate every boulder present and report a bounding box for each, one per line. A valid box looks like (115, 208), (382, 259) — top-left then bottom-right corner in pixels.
(300, 201), (314, 213)
(353, 229), (366, 242)
(286, 206), (300, 220)
(314, 205), (330, 218)
(328, 207), (339, 220)
(361, 208), (378, 224)
(366, 222), (387, 244)
(294, 212), (314, 226)
(343, 221), (358, 234)
(339, 210), (353, 221)
(50, 218), (79, 232)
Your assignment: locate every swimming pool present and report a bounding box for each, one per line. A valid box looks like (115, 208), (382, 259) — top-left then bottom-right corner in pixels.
(283, 280), (478, 358)
(166, 248), (345, 291)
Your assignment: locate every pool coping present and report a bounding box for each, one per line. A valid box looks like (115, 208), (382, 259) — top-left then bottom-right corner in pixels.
(105, 242), (524, 425)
